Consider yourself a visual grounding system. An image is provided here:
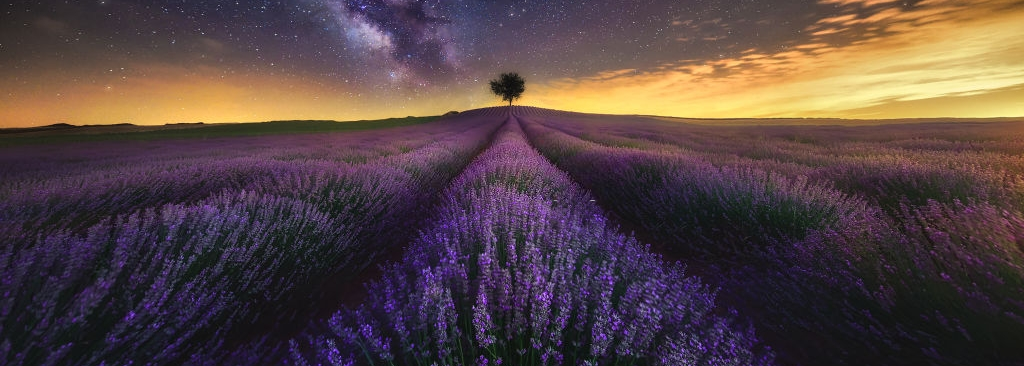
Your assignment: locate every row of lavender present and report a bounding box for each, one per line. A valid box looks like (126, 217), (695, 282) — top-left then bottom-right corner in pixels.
(0, 115), (487, 241)
(294, 116), (772, 365)
(516, 107), (1024, 365)
(530, 109), (1024, 215)
(0, 109), (506, 365)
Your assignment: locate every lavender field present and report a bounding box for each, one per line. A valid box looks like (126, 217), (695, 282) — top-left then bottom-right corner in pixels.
(3, 107), (1023, 365)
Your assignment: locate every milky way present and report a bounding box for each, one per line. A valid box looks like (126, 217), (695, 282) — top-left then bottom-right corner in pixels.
(1, 0), (1022, 126)
(2, 0), (812, 92)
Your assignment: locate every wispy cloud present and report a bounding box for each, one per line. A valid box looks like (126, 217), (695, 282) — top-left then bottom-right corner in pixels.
(32, 16), (70, 35)
(670, 17), (733, 44)
(533, 0), (1024, 118)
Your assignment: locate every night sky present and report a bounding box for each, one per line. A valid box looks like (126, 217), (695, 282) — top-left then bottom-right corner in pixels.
(2, 0), (1022, 127)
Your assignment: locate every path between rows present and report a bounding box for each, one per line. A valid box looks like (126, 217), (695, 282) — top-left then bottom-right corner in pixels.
(312, 108), (698, 324)
(223, 109), (512, 360)
(515, 109), (812, 366)
(248, 108), (717, 363)
(316, 112), (512, 313)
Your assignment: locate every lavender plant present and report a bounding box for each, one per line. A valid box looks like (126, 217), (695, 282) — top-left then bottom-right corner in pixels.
(0, 111), (505, 365)
(297, 117), (772, 365)
(516, 107), (1024, 365)
(0, 114), (490, 241)
(519, 115), (865, 258)
(525, 107), (1024, 214)
(751, 199), (1024, 365)
(5, 105), (1020, 366)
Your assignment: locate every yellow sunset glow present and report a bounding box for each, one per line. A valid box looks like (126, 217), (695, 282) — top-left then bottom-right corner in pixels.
(2, 0), (1021, 127)
(1, 63), (462, 127)
(529, 0), (1024, 119)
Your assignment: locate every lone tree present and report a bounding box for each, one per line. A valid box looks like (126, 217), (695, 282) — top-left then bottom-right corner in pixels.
(489, 72), (525, 107)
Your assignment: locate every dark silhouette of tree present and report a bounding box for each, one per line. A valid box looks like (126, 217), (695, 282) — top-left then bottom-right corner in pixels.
(489, 72), (525, 107)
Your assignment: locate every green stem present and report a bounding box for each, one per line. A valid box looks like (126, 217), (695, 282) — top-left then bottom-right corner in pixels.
(455, 331), (465, 366)
(356, 340), (375, 366)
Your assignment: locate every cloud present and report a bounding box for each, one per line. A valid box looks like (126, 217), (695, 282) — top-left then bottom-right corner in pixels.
(671, 16), (733, 44)
(532, 0), (1024, 118)
(198, 38), (228, 53)
(33, 16), (70, 35)
(819, 0), (900, 7)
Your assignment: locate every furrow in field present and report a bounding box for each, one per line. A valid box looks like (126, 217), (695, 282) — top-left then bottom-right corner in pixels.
(293, 112), (771, 365)
(0, 111), (506, 366)
(0, 117), (482, 243)
(219, 108), (513, 362)
(516, 106), (1024, 366)
(523, 108), (1024, 216)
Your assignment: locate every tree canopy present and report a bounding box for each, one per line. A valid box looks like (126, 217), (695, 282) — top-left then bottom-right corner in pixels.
(489, 72), (525, 107)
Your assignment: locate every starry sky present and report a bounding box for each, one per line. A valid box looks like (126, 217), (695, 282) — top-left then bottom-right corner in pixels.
(2, 0), (1023, 127)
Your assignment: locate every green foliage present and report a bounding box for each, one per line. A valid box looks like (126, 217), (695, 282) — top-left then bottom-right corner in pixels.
(489, 72), (526, 106)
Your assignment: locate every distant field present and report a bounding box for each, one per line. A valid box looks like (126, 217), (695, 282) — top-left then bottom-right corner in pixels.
(2, 107), (1022, 366)
(646, 114), (1024, 126)
(0, 115), (440, 146)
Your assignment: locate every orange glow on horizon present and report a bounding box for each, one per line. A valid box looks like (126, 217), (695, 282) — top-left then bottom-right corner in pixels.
(1, 63), (477, 127)
(2, 0), (1022, 128)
